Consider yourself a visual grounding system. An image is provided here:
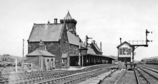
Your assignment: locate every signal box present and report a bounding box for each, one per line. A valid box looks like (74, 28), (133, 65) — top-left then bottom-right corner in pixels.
(117, 41), (133, 63)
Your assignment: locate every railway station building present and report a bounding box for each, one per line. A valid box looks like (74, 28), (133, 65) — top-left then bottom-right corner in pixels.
(26, 11), (115, 69)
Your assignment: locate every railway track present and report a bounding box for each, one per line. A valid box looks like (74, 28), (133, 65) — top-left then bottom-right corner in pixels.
(5, 64), (117, 84)
(114, 65), (158, 84)
(34, 66), (115, 84)
(134, 68), (148, 84)
(107, 65), (158, 84)
(114, 69), (139, 84)
(5, 64), (116, 84)
(140, 64), (158, 70)
(136, 65), (158, 84)
(97, 69), (117, 84)
(54, 64), (157, 84)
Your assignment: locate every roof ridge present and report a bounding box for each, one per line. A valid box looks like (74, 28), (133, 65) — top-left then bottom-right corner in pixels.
(117, 41), (132, 48)
(34, 23), (62, 25)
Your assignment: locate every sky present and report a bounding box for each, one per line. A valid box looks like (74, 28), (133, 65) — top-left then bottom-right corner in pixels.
(0, 0), (158, 61)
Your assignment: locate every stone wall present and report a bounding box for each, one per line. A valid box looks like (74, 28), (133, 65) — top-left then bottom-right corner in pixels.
(69, 44), (79, 55)
(28, 42), (61, 68)
(28, 42), (39, 53)
(46, 42), (61, 68)
(28, 28), (80, 68)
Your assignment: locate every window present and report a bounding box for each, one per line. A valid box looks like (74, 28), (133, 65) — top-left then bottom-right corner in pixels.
(119, 48), (123, 55)
(119, 48), (131, 55)
(128, 49), (131, 55)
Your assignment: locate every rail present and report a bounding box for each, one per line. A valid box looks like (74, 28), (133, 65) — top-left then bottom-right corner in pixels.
(134, 69), (140, 84)
(4, 64), (117, 84)
(135, 68), (150, 84)
(114, 69), (127, 84)
(35, 67), (112, 84)
(138, 65), (158, 74)
(138, 66), (158, 80)
(97, 69), (117, 84)
(137, 66), (158, 84)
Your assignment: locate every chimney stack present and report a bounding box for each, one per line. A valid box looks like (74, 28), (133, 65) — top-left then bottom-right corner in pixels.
(120, 38), (122, 44)
(54, 18), (57, 24)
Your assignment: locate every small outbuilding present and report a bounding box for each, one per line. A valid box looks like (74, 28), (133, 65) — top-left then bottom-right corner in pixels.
(24, 40), (55, 71)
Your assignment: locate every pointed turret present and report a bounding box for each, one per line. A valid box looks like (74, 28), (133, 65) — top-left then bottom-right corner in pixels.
(60, 11), (77, 35)
(64, 11), (73, 20)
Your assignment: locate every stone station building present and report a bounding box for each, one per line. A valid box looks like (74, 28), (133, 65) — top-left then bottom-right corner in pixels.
(25, 12), (115, 70)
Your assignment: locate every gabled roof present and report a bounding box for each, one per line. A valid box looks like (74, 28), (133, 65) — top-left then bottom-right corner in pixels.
(28, 23), (64, 42)
(91, 42), (102, 52)
(26, 49), (55, 57)
(64, 11), (73, 20)
(67, 31), (80, 46)
(117, 41), (132, 48)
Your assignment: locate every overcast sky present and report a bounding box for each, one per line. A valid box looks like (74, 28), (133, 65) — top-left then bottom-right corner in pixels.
(0, 0), (158, 61)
